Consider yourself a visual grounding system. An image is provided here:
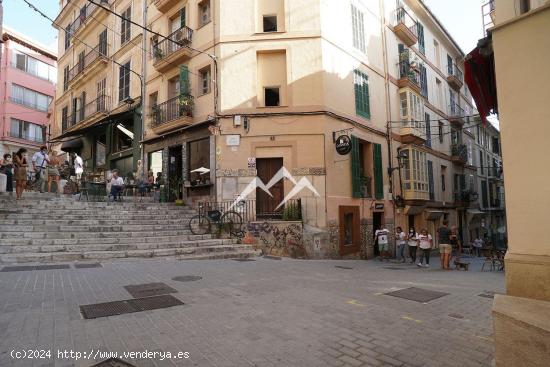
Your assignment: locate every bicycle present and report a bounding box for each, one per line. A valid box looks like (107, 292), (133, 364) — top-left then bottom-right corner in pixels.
(189, 201), (245, 237)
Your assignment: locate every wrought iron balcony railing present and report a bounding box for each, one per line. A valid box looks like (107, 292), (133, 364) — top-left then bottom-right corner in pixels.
(447, 63), (463, 82)
(68, 1), (109, 36)
(398, 60), (421, 88)
(152, 25), (193, 62)
(150, 94), (194, 128)
(393, 7), (418, 37)
(68, 44), (108, 83)
(451, 144), (468, 162)
(449, 103), (465, 118)
(68, 95), (110, 127)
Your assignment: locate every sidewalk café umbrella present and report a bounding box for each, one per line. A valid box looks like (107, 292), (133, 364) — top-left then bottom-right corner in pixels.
(191, 167), (210, 175)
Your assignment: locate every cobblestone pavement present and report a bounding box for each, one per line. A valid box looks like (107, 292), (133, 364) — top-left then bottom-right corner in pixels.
(0, 256), (504, 367)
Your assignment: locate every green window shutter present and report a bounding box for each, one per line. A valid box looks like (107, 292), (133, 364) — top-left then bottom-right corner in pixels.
(180, 65), (190, 95)
(417, 22), (425, 54)
(351, 135), (362, 198)
(180, 7), (186, 28)
(373, 143), (384, 200)
(354, 70), (370, 119)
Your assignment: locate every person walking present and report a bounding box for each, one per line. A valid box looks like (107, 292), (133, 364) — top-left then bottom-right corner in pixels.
(47, 151), (61, 194)
(375, 227), (390, 262)
(473, 237), (484, 257)
(396, 227), (407, 263)
(407, 227), (418, 264)
(13, 148), (29, 200)
(1, 154), (14, 194)
(32, 146), (49, 193)
(437, 220), (453, 270)
(417, 228), (433, 268)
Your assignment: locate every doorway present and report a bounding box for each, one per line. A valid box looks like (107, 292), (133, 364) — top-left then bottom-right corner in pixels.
(168, 145), (183, 201)
(256, 157), (283, 218)
(373, 212), (383, 257)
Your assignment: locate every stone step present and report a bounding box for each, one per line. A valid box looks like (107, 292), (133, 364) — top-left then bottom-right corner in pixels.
(0, 244), (257, 263)
(0, 229), (199, 239)
(0, 238), (235, 254)
(179, 249), (260, 261)
(0, 218), (198, 226)
(0, 224), (200, 232)
(1, 214), (195, 220)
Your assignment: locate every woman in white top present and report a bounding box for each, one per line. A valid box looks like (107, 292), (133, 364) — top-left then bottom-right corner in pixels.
(407, 227), (418, 264)
(396, 227), (407, 263)
(417, 228), (433, 268)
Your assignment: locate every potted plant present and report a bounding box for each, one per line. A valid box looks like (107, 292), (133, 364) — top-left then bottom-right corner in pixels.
(153, 47), (164, 60)
(179, 95), (194, 117)
(169, 176), (184, 205)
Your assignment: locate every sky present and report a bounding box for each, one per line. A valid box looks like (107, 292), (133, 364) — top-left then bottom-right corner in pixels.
(3, 0), (485, 55)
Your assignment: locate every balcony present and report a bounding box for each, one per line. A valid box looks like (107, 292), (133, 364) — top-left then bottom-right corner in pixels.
(448, 102), (466, 126)
(150, 94), (194, 134)
(67, 95), (111, 130)
(398, 60), (421, 95)
(447, 64), (464, 90)
(393, 7), (418, 47)
(152, 26), (193, 72)
(153, 0), (180, 13)
(68, 45), (108, 87)
(69, 1), (110, 41)
(454, 190), (478, 206)
(359, 176), (372, 198)
(451, 144), (468, 165)
(403, 188), (429, 201)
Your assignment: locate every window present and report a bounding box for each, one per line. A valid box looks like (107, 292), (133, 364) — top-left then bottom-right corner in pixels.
(264, 87), (280, 107)
(438, 121), (444, 144)
(63, 66), (70, 92)
(199, 66), (211, 95)
(263, 15), (277, 32)
(11, 51), (56, 83)
(435, 78), (443, 109)
(403, 148), (428, 195)
(114, 120), (134, 152)
(65, 25), (71, 50)
(424, 113), (431, 148)
(519, 0), (530, 14)
(351, 4), (365, 53)
(419, 64), (428, 98)
(10, 84), (52, 112)
(479, 150), (484, 175)
(98, 29), (108, 55)
(467, 140), (473, 165)
(433, 40), (440, 68)
(354, 70), (370, 119)
(61, 106), (68, 132)
(198, 0), (211, 27)
(119, 62), (131, 102)
(492, 137), (500, 155)
(441, 165), (447, 192)
(447, 54), (453, 75)
(481, 180), (488, 208)
(10, 118), (45, 142)
(188, 138), (210, 182)
(120, 6), (132, 45)
(97, 78), (106, 112)
(417, 22), (425, 54)
(427, 160), (434, 201)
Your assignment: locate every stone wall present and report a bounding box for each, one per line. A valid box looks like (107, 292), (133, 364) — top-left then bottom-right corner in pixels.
(242, 221), (305, 258)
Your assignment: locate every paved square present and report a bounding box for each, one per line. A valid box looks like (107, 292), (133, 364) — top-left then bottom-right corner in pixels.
(0, 257), (503, 367)
(385, 287), (450, 303)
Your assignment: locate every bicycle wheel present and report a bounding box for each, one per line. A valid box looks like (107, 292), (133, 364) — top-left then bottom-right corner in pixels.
(189, 215), (211, 235)
(221, 211), (243, 236)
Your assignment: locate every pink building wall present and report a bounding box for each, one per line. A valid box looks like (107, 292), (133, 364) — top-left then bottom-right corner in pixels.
(0, 29), (57, 157)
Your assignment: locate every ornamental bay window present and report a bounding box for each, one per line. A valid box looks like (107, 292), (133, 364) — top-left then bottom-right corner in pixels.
(402, 148), (429, 200)
(399, 89), (425, 144)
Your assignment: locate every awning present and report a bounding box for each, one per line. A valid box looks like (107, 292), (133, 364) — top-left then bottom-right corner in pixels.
(60, 137), (83, 152)
(405, 205), (425, 215)
(464, 36), (497, 125)
(425, 210), (445, 220)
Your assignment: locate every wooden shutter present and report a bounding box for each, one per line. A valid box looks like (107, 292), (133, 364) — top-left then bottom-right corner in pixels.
(373, 143), (383, 200)
(350, 135), (361, 198)
(354, 70), (370, 119)
(417, 22), (425, 54)
(427, 160), (434, 200)
(180, 7), (186, 28)
(180, 65), (190, 95)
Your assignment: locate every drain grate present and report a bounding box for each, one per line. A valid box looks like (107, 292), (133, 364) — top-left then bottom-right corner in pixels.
(123, 282), (177, 298)
(263, 256), (282, 260)
(91, 357), (136, 367)
(335, 265), (353, 270)
(172, 275), (202, 282)
(74, 263), (102, 269)
(232, 258), (256, 262)
(80, 295), (184, 319)
(385, 287), (449, 303)
(383, 267), (408, 270)
(1, 264), (70, 272)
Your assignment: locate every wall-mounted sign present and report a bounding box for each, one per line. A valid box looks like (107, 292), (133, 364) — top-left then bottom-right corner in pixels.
(374, 203), (384, 211)
(335, 135), (352, 155)
(226, 134), (240, 146)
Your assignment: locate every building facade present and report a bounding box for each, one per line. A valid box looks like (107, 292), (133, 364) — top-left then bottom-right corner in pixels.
(52, 0), (496, 259)
(0, 28), (57, 158)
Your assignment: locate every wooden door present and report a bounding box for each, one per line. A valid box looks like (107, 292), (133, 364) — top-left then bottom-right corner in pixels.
(256, 158), (283, 218)
(339, 206), (360, 255)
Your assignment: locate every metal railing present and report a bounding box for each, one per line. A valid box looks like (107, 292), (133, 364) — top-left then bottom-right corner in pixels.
(68, 95), (110, 127)
(68, 1), (108, 35)
(9, 131), (45, 143)
(150, 94), (193, 127)
(454, 190), (478, 203)
(447, 63), (463, 82)
(196, 199), (302, 222)
(451, 144), (468, 161)
(394, 6), (418, 37)
(448, 102), (465, 118)
(398, 60), (421, 87)
(152, 25), (193, 62)
(68, 44), (108, 83)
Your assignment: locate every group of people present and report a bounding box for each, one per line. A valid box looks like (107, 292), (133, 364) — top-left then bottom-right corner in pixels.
(0, 146), (70, 199)
(375, 220), (461, 269)
(107, 160), (163, 201)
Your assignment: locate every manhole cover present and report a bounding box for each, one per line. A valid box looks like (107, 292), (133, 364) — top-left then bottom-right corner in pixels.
(123, 282), (177, 298)
(478, 291), (503, 299)
(91, 357), (136, 366)
(335, 265), (353, 270)
(74, 263), (102, 269)
(172, 275), (202, 282)
(80, 295), (184, 319)
(383, 267), (408, 270)
(263, 256), (282, 260)
(385, 287), (449, 303)
(232, 258), (256, 262)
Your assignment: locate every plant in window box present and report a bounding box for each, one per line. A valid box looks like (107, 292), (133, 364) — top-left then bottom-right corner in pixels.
(153, 47), (164, 60)
(178, 95), (194, 117)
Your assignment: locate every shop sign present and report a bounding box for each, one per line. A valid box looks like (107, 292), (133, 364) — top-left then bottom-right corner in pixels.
(226, 135), (240, 146)
(335, 135), (352, 155)
(374, 203), (384, 211)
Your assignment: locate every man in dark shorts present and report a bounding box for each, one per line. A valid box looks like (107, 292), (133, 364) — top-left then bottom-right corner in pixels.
(437, 220), (452, 270)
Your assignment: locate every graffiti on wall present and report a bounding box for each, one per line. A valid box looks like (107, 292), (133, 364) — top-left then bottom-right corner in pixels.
(243, 221), (305, 258)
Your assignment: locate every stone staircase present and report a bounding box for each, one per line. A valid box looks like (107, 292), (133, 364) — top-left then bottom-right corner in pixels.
(0, 193), (259, 263)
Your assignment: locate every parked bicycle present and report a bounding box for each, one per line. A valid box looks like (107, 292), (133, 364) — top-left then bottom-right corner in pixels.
(189, 200), (245, 237)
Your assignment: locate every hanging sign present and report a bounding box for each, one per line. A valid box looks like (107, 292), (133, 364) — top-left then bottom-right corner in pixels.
(335, 135), (352, 155)
(374, 203), (384, 211)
